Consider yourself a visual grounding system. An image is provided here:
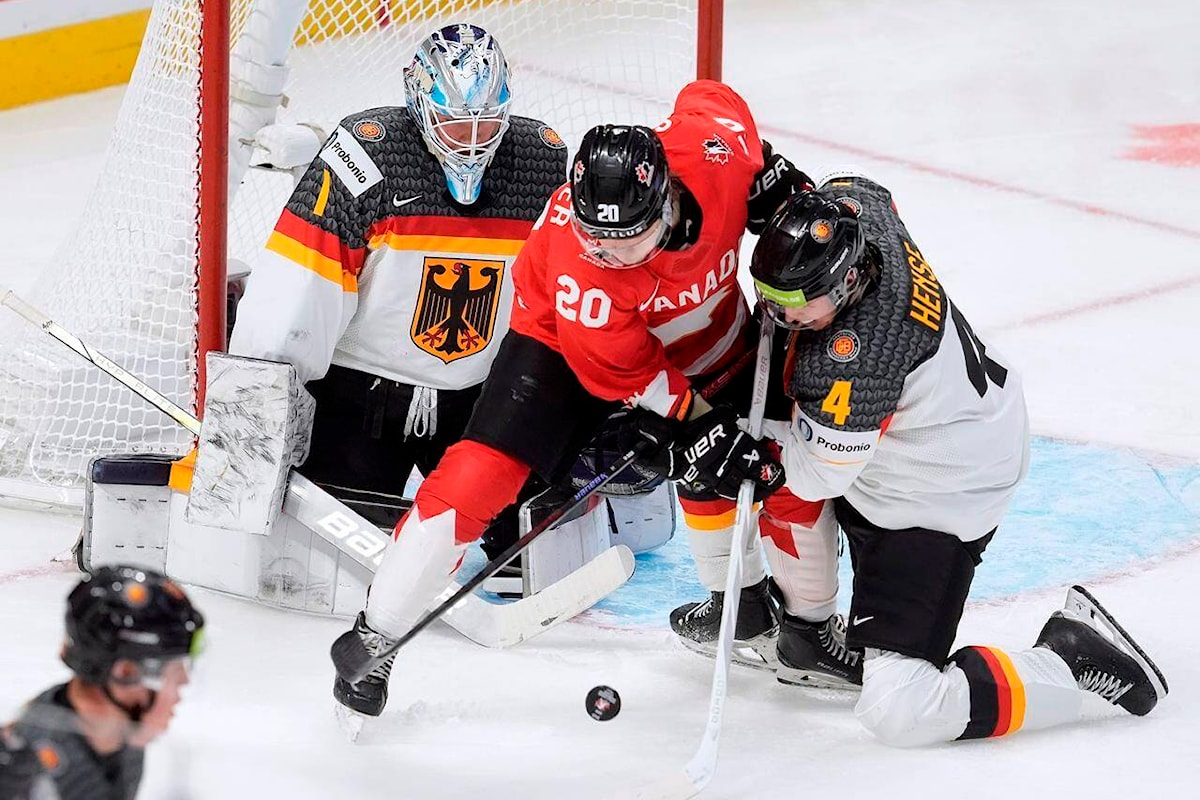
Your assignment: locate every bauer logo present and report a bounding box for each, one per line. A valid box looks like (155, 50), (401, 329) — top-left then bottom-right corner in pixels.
(827, 330), (861, 362)
(320, 127), (383, 198)
(352, 119), (386, 142)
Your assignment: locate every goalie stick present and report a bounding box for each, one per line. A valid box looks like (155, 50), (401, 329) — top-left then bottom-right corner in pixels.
(622, 314), (774, 800)
(0, 287), (633, 648)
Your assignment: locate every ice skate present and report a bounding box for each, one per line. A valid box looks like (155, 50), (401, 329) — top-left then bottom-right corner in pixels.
(1035, 585), (1167, 716)
(331, 611), (399, 690)
(669, 577), (780, 671)
(776, 612), (862, 690)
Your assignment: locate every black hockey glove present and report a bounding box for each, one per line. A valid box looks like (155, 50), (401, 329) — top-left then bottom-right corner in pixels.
(600, 407), (683, 478)
(664, 406), (786, 502)
(747, 140), (814, 235)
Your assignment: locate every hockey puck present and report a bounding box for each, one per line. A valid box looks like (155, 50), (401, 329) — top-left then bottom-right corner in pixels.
(585, 685), (621, 721)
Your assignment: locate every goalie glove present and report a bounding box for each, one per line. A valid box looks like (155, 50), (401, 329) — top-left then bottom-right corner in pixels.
(664, 406), (786, 502)
(747, 140), (814, 235)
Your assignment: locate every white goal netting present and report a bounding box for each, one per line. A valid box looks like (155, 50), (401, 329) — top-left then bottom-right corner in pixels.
(0, 0), (705, 506)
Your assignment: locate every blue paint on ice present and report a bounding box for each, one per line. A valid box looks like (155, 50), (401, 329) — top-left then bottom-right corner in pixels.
(585, 437), (1200, 627)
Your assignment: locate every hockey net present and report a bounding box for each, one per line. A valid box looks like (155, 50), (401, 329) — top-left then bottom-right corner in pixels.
(0, 0), (720, 507)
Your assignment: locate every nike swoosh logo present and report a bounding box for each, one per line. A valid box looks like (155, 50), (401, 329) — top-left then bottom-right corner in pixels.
(392, 194), (422, 208)
(851, 615), (874, 626)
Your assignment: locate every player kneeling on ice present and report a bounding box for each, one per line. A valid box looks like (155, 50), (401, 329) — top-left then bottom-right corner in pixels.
(330, 80), (815, 710)
(0, 566), (204, 798)
(663, 175), (1167, 746)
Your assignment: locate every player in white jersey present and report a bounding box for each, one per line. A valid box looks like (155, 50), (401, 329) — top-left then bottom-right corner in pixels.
(665, 175), (1168, 746)
(228, 24), (564, 717)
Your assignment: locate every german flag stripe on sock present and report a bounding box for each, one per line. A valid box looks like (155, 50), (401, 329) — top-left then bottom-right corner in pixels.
(952, 646), (1027, 740)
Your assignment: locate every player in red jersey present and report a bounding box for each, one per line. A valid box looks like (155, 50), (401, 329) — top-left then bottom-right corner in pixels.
(331, 81), (813, 703)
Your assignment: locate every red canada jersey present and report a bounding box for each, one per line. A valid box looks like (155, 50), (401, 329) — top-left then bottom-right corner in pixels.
(510, 81), (765, 418)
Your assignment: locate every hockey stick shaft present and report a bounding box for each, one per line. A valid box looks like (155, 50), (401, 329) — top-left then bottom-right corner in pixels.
(1, 288), (204, 436)
(631, 315), (774, 799)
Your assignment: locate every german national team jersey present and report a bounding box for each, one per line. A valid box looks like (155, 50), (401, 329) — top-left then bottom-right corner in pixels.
(509, 81), (765, 418)
(230, 107), (567, 390)
(772, 175), (1030, 541)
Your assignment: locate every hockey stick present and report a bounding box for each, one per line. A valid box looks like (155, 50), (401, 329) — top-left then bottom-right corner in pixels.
(0, 287), (633, 648)
(625, 314), (774, 800)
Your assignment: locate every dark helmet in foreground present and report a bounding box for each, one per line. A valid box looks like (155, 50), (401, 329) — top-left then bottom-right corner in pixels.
(570, 124), (673, 267)
(63, 565), (204, 686)
(750, 191), (868, 329)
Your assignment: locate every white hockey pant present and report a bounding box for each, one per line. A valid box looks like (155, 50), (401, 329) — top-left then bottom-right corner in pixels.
(855, 647), (1083, 747)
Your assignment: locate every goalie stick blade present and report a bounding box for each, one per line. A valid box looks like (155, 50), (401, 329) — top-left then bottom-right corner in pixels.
(1062, 585), (1169, 702)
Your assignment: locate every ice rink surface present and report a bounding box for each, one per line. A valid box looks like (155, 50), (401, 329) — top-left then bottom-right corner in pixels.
(1, 1), (1198, 797)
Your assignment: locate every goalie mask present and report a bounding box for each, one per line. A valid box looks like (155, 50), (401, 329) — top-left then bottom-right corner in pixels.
(405, 24), (513, 205)
(750, 191), (869, 330)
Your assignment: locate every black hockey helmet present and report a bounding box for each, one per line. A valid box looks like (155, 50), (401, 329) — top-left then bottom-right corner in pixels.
(750, 191), (867, 329)
(570, 124), (672, 241)
(63, 565), (204, 686)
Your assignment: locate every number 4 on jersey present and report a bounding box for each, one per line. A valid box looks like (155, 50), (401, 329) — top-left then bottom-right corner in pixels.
(951, 306), (1007, 398)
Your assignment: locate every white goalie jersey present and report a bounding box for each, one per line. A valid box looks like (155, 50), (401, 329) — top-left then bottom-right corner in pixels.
(773, 176), (1030, 541)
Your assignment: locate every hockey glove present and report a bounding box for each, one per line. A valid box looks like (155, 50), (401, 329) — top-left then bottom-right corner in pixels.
(598, 407), (682, 478)
(747, 141), (814, 235)
(666, 406), (786, 502)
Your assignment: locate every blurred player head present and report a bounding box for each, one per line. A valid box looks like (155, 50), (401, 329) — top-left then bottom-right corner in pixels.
(62, 565), (204, 742)
(570, 124), (674, 269)
(405, 24), (513, 205)
(750, 191), (871, 331)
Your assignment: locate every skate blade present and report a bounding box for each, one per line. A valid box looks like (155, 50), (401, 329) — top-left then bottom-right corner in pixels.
(678, 629), (780, 673)
(334, 702), (369, 743)
(1063, 585), (1169, 702)
(775, 663), (862, 692)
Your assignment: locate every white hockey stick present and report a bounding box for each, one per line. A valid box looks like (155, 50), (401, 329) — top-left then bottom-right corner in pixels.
(625, 315), (774, 800)
(0, 287), (633, 648)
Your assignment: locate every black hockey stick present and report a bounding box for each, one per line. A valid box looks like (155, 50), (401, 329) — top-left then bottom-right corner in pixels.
(331, 441), (649, 683)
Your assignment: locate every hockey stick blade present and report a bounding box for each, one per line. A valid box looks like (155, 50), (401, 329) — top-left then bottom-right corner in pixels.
(440, 544), (635, 648)
(1063, 585), (1169, 702)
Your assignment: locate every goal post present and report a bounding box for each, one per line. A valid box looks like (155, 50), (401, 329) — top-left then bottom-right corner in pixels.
(0, 0), (724, 508)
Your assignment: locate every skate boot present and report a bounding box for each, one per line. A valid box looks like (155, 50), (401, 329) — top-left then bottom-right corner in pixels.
(669, 577), (780, 671)
(1034, 585), (1167, 716)
(776, 612), (863, 690)
(333, 653), (395, 717)
(331, 613), (401, 741)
